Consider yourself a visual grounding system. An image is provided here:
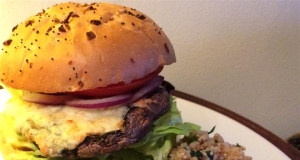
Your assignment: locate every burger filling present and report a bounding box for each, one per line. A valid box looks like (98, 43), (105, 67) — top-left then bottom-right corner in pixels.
(0, 84), (200, 160)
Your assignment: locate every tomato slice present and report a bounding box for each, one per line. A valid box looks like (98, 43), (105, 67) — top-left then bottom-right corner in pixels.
(71, 67), (163, 97)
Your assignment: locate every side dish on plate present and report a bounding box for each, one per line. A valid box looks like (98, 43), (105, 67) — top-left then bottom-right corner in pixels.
(0, 2), (251, 160)
(169, 128), (252, 160)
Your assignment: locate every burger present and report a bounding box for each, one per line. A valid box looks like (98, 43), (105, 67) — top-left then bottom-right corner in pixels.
(0, 2), (198, 160)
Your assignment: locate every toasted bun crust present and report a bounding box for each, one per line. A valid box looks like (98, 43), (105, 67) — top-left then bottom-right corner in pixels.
(0, 2), (175, 93)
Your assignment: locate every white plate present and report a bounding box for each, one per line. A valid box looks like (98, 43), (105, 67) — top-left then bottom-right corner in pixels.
(0, 89), (292, 159)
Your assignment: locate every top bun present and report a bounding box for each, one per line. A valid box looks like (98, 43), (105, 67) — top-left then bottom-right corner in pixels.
(0, 2), (175, 93)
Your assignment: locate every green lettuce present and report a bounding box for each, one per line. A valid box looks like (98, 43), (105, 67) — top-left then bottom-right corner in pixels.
(97, 96), (200, 160)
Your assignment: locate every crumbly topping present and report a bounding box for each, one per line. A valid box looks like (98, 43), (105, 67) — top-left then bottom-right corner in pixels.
(169, 130), (252, 160)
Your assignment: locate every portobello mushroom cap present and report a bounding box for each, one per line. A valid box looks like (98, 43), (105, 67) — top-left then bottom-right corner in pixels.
(62, 82), (174, 158)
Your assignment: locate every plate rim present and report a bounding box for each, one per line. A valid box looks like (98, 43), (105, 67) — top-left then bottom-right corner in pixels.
(172, 90), (300, 160)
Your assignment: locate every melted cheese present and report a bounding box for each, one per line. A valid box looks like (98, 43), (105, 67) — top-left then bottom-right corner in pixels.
(1, 97), (129, 157)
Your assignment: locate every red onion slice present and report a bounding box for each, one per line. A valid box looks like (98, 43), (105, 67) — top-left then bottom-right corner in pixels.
(20, 75), (164, 108)
(128, 75), (164, 103)
(65, 94), (132, 108)
(21, 92), (76, 105)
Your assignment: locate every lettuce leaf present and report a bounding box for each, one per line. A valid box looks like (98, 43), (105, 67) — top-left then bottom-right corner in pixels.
(97, 96), (200, 160)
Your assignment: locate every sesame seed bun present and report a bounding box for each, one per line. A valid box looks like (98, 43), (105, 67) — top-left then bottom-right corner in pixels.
(0, 2), (175, 93)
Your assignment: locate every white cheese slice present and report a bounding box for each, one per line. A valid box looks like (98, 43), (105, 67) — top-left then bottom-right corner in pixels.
(1, 97), (129, 157)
